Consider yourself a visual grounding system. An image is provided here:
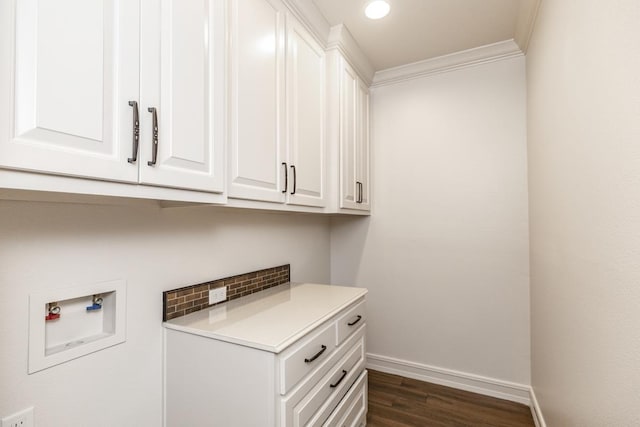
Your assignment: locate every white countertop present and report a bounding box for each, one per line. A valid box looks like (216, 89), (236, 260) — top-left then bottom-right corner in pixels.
(163, 283), (367, 353)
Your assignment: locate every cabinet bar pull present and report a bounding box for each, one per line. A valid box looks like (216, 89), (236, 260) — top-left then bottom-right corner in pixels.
(147, 107), (159, 166)
(282, 162), (288, 193)
(356, 181), (363, 203)
(290, 165), (297, 195)
(330, 370), (347, 388)
(304, 344), (326, 363)
(127, 101), (139, 164)
(347, 315), (362, 326)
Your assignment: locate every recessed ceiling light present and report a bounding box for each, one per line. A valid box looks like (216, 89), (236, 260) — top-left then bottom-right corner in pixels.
(365, 0), (390, 20)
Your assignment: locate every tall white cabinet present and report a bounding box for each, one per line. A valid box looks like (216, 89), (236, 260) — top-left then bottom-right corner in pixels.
(0, 0), (224, 194)
(339, 58), (370, 211)
(228, 0), (325, 208)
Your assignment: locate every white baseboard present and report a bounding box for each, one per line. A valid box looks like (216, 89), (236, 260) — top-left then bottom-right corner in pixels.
(529, 386), (547, 427)
(366, 353), (531, 405)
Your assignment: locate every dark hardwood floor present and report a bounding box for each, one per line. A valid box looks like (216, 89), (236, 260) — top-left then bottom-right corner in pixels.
(366, 370), (535, 427)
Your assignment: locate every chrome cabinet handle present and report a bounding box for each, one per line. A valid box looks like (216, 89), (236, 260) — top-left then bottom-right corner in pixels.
(347, 315), (362, 326)
(330, 370), (347, 388)
(290, 165), (297, 195)
(356, 181), (363, 203)
(147, 107), (158, 166)
(127, 101), (139, 164)
(304, 345), (326, 363)
(282, 162), (288, 193)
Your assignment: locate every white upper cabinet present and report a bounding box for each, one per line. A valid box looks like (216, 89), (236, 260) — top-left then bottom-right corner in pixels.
(139, 0), (225, 193)
(355, 79), (371, 210)
(228, 0), (287, 203)
(0, 0), (224, 195)
(227, 2), (325, 208)
(286, 17), (325, 208)
(339, 58), (370, 211)
(0, 0), (141, 183)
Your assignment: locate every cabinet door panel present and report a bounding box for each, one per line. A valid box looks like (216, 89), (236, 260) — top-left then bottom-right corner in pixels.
(339, 61), (359, 209)
(287, 20), (325, 207)
(139, 0), (224, 193)
(356, 81), (370, 210)
(0, 0), (140, 182)
(228, 0), (286, 202)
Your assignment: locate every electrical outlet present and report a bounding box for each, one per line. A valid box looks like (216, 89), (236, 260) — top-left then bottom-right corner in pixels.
(208, 286), (227, 305)
(2, 407), (34, 427)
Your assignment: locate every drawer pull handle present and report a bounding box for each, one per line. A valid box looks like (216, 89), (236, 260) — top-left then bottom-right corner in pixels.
(347, 315), (362, 327)
(304, 345), (327, 363)
(330, 370), (347, 388)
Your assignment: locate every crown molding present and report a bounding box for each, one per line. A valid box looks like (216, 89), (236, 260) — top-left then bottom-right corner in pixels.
(282, 0), (331, 48)
(327, 24), (375, 85)
(371, 39), (523, 88)
(514, 0), (541, 53)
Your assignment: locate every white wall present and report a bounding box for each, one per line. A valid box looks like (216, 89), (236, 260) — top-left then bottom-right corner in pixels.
(0, 201), (330, 426)
(527, 0), (640, 425)
(331, 56), (531, 387)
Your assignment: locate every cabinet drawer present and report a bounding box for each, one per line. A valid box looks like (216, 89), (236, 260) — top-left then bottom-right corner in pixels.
(336, 300), (366, 346)
(280, 321), (336, 395)
(323, 370), (367, 427)
(293, 340), (365, 427)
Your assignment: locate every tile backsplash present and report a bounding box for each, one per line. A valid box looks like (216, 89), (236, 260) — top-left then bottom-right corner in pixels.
(162, 264), (290, 321)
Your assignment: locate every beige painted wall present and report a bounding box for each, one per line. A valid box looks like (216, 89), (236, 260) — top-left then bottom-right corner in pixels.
(0, 201), (330, 426)
(331, 56), (531, 387)
(527, 0), (640, 425)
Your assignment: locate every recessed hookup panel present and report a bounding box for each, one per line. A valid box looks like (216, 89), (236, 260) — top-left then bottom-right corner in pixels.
(28, 279), (127, 373)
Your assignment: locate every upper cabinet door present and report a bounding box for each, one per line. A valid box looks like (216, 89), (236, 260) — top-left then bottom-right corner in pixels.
(339, 60), (359, 210)
(138, 0), (224, 193)
(0, 0), (140, 183)
(339, 58), (370, 211)
(356, 80), (371, 210)
(228, 0), (286, 203)
(286, 19), (325, 208)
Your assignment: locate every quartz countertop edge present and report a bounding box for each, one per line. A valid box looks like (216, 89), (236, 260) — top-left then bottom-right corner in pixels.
(163, 283), (367, 353)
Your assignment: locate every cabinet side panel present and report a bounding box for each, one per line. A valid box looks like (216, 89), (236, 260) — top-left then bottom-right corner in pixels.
(165, 329), (275, 426)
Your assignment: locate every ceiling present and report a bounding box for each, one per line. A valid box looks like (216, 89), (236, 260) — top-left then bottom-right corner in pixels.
(312, 0), (540, 71)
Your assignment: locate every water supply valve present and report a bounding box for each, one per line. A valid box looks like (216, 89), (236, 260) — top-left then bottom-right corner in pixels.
(45, 302), (61, 321)
(86, 295), (103, 311)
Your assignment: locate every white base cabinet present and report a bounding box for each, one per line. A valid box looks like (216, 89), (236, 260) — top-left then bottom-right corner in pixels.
(164, 297), (367, 426)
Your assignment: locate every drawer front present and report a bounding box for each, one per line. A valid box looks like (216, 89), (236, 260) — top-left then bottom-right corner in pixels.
(295, 340), (365, 427)
(322, 370), (367, 427)
(335, 300), (366, 346)
(280, 321), (336, 395)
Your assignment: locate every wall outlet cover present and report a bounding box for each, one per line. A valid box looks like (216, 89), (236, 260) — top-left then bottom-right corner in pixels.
(208, 287), (227, 304)
(2, 407), (34, 427)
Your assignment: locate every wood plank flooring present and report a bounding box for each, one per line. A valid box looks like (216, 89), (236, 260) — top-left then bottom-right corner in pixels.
(366, 370), (535, 427)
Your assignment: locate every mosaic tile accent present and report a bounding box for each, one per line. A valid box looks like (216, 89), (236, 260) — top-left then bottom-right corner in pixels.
(162, 264), (290, 321)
